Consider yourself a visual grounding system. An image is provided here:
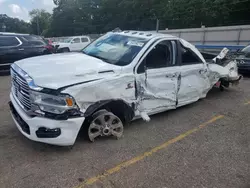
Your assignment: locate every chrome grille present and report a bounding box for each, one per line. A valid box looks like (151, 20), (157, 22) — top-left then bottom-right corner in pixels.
(11, 69), (31, 110)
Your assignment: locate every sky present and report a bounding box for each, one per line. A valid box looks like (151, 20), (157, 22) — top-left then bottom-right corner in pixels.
(0, 0), (56, 22)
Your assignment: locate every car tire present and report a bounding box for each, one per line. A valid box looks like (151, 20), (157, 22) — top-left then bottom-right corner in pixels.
(84, 109), (124, 142)
(62, 48), (70, 53)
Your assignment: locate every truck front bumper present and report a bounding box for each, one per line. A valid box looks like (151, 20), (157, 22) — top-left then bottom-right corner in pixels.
(9, 93), (85, 146)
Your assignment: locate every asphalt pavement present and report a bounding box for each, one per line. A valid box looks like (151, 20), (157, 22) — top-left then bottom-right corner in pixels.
(0, 75), (249, 188)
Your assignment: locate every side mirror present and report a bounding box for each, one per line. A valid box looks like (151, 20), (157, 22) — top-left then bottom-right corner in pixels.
(71, 41), (74, 44)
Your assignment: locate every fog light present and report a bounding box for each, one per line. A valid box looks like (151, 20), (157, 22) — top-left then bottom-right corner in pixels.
(36, 127), (61, 138)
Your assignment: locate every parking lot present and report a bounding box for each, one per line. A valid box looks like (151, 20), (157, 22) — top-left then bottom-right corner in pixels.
(0, 74), (249, 188)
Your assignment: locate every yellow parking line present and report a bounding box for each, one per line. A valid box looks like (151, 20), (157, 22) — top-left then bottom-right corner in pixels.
(244, 101), (250, 105)
(74, 115), (224, 188)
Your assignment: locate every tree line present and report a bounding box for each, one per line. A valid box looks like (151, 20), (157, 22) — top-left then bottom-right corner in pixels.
(1, 0), (250, 37)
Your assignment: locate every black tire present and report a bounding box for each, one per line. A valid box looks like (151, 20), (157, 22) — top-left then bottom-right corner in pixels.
(62, 48), (70, 53)
(83, 109), (108, 142)
(83, 109), (124, 142)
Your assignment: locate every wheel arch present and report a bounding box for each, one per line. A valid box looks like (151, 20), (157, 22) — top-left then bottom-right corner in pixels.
(58, 47), (70, 53)
(84, 99), (135, 123)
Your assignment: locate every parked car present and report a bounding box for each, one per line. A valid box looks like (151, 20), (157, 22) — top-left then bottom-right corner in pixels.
(0, 32), (53, 72)
(9, 31), (241, 146)
(43, 38), (55, 53)
(55, 36), (91, 52)
(237, 45), (250, 73)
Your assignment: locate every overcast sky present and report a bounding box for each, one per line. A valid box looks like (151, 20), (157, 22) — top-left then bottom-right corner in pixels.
(0, 0), (56, 22)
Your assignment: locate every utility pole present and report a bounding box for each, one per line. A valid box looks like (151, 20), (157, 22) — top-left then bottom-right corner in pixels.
(1, 23), (6, 32)
(156, 19), (159, 33)
(36, 16), (40, 35)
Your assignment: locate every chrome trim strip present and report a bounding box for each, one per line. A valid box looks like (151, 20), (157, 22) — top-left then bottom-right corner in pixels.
(11, 68), (31, 110)
(11, 64), (43, 91)
(0, 63), (12, 66)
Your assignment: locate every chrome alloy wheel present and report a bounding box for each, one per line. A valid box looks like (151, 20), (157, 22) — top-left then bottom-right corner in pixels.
(88, 110), (124, 142)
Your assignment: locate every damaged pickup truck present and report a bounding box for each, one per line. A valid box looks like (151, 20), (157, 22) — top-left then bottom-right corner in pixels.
(9, 31), (241, 146)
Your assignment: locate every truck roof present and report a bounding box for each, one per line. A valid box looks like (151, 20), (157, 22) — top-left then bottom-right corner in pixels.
(69, 35), (90, 38)
(0, 32), (30, 36)
(112, 30), (177, 40)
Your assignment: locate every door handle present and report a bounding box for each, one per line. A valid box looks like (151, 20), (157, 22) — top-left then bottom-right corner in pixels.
(18, 48), (24, 51)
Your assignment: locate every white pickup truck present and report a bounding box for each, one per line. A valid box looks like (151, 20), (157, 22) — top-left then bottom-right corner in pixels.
(55, 36), (91, 52)
(9, 31), (241, 146)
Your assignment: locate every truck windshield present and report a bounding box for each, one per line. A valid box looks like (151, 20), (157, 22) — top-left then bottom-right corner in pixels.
(82, 34), (149, 66)
(64, 38), (73, 43)
(242, 45), (250, 53)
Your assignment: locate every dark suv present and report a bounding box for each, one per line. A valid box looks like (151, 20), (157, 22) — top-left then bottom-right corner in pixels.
(0, 32), (53, 72)
(238, 45), (250, 73)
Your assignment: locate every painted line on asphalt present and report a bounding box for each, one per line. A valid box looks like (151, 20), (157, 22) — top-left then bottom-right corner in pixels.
(244, 101), (250, 105)
(74, 115), (224, 188)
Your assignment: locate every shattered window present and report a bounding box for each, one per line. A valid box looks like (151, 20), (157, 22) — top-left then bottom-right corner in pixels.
(181, 46), (203, 65)
(83, 34), (148, 66)
(145, 41), (173, 69)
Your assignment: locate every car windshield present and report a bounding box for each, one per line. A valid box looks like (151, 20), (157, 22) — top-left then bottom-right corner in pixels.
(82, 34), (149, 66)
(242, 45), (250, 53)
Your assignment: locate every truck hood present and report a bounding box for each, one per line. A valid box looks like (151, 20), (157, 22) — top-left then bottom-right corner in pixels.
(15, 53), (122, 90)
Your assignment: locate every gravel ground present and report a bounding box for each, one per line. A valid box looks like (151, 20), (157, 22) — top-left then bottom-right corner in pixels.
(0, 75), (249, 188)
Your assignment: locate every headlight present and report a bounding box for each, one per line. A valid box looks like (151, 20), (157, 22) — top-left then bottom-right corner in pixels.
(30, 91), (78, 114)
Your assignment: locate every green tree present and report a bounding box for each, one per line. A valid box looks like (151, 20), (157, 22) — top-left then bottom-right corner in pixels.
(29, 9), (52, 36)
(48, 0), (250, 36)
(0, 14), (31, 33)
(2, 0), (250, 37)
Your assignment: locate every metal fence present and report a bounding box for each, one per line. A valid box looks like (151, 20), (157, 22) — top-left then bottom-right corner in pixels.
(48, 25), (250, 51)
(159, 25), (250, 46)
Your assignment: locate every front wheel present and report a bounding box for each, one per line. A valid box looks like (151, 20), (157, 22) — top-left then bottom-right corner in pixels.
(87, 109), (124, 142)
(62, 48), (70, 53)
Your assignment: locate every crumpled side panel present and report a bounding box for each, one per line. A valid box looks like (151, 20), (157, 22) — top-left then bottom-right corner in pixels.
(207, 48), (240, 87)
(62, 74), (136, 113)
(136, 72), (177, 115)
(208, 60), (239, 83)
(177, 67), (211, 107)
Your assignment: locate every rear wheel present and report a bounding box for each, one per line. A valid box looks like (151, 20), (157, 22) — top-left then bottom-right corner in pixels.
(87, 109), (124, 142)
(62, 48), (70, 53)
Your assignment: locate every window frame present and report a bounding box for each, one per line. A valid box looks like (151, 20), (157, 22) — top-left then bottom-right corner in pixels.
(179, 43), (203, 66)
(72, 37), (81, 43)
(0, 36), (22, 48)
(135, 39), (178, 74)
(81, 37), (89, 43)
